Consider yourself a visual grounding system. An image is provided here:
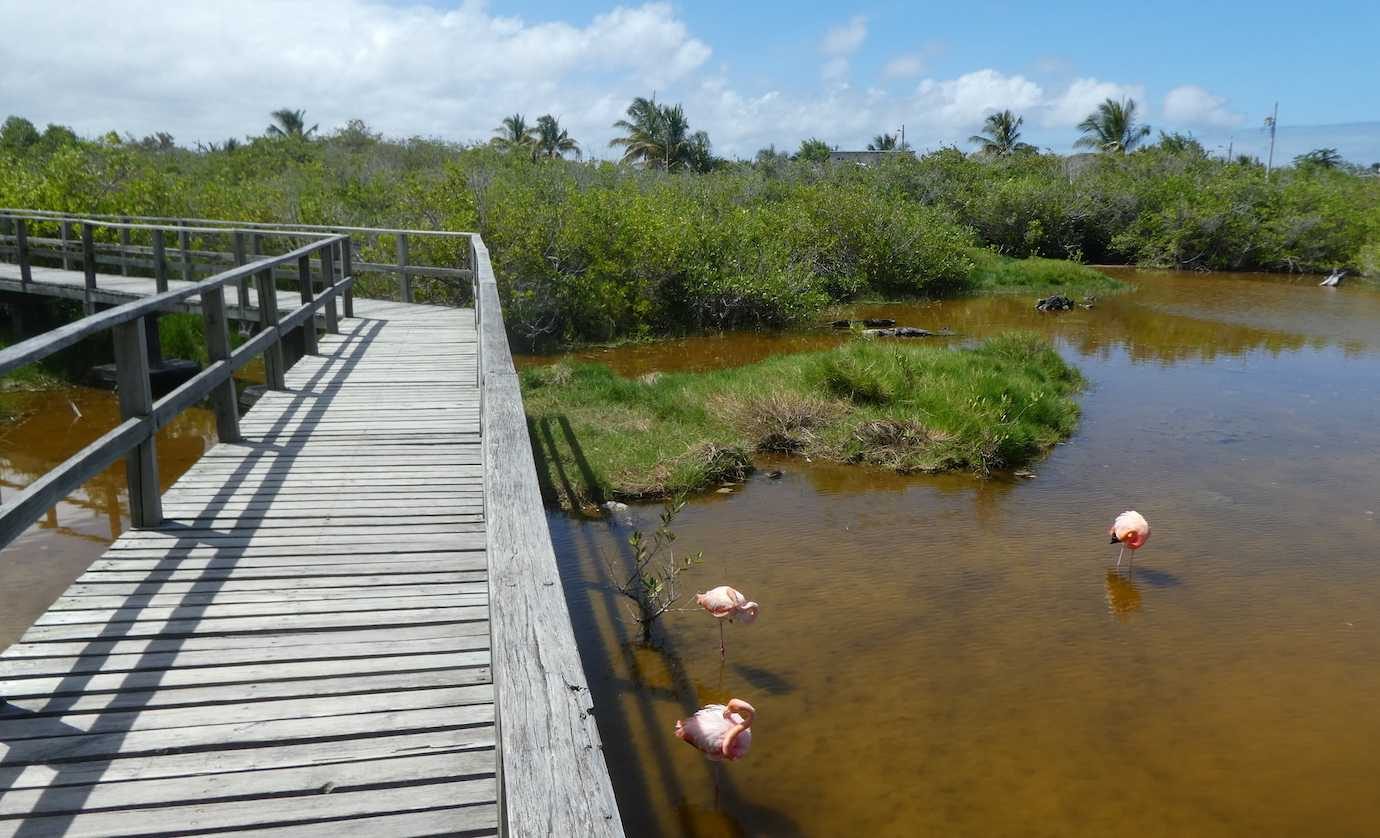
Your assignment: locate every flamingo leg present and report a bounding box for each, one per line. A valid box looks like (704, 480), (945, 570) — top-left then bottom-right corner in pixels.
(1116, 545), (1125, 569)
(719, 620), (726, 658)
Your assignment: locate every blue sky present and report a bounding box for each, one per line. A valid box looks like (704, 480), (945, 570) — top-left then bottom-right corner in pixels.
(4, 0), (1378, 162)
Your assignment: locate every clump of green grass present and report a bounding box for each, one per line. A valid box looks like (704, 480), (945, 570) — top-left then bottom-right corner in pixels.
(967, 249), (1126, 295)
(521, 333), (1084, 507)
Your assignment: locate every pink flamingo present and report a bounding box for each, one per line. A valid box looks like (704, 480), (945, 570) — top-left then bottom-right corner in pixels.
(695, 586), (759, 657)
(675, 699), (755, 761)
(1109, 510), (1150, 568)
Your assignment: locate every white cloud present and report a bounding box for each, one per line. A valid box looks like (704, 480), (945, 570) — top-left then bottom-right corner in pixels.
(821, 16), (868, 57)
(1162, 84), (1243, 128)
(0, 0), (711, 148)
(1044, 77), (1147, 127)
(882, 54), (927, 79)
(0, 0), (1193, 158)
(913, 70), (1044, 128)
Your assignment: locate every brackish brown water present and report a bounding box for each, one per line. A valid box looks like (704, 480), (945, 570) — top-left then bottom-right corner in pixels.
(2, 270), (1377, 835)
(0, 389), (216, 645)
(535, 270), (1380, 836)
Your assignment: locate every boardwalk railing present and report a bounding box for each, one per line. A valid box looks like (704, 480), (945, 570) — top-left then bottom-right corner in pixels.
(0, 211), (625, 836)
(0, 208), (473, 306)
(0, 231), (353, 547)
(471, 236), (625, 836)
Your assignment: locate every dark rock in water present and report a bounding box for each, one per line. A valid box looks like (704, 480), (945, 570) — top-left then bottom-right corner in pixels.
(766, 469), (784, 480)
(863, 326), (957, 338)
(92, 359), (200, 398)
(239, 384), (267, 411)
(1036, 295), (1076, 312)
(862, 318), (896, 328)
(830, 319), (852, 329)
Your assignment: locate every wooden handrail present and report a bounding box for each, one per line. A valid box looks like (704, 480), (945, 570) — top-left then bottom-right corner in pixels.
(0, 233), (352, 548)
(472, 237), (625, 837)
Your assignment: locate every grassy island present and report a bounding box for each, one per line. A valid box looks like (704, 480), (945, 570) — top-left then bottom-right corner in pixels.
(521, 332), (1082, 507)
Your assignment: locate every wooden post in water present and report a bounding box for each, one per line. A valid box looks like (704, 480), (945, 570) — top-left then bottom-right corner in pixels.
(119, 218), (131, 276)
(297, 253), (318, 355)
(81, 223), (97, 315)
(201, 286), (241, 442)
(111, 318), (162, 528)
(15, 218), (31, 287)
(397, 232), (412, 303)
(60, 220), (71, 269)
(178, 222), (193, 283)
(152, 228), (168, 292)
(256, 267), (287, 390)
(341, 237), (355, 318)
(321, 242), (339, 334)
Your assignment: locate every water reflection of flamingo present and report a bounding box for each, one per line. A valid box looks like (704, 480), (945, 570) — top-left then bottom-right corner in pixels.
(695, 586), (759, 658)
(675, 699), (755, 761)
(1109, 510), (1150, 568)
(1104, 569), (1143, 620)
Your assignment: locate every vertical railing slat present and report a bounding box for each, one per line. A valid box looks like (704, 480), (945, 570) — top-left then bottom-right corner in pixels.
(397, 232), (411, 303)
(152, 228), (168, 292)
(81, 222), (97, 315)
(119, 218), (131, 276)
(321, 242), (339, 335)
(178, 222), (193, 283)
(15, 218), (31, 287)
(297, 253), (318, 355)
(111, 318), (162, 529)
(60, 220), (72, 270)
(201, 286), (241, 442)
(341, 236), (355, 318)
(256, 267), (287, 390)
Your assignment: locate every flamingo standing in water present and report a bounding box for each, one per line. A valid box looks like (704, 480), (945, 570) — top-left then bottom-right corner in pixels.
(675, 699), (755, 761)
(695, 586), (759, 658)
(1109, 510), (1150, 568)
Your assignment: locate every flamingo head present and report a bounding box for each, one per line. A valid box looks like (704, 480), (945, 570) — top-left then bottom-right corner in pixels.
(734, 602), (760, 624)
(721, 699), (756, 760)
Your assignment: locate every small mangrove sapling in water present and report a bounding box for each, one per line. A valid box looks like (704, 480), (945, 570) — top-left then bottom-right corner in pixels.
(606, 498), (703, 642)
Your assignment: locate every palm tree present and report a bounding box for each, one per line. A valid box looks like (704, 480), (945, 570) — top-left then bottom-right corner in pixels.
(609, 96), (712, 171)
(266, 108), (318, 139)
(1294, 147), (1343, 169)
(969, 110), (1035, 156)
(533, 114), (580, 159)
(492, 113), (537, 153)
(1074, 98), (1150, 154)
(868, 133), (898, 151)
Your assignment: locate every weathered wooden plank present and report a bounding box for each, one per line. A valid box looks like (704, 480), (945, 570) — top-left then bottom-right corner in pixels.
(0, 726), (495, 791)
(1, 623), (484, 659)
(0, 749), (496, 820)
(0, 776), (497, 837)
(16, 606), (489, 643)
(0, 704), (495, 767)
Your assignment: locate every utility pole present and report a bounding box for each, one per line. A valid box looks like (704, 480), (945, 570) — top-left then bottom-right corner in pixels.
(898, 124), (905, 150)
(1265, 102), (1278, 177)
(1226, 137), (1233, 161)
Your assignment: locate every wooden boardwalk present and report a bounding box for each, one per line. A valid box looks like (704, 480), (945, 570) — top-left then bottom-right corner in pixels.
(0, 304), (501, 835)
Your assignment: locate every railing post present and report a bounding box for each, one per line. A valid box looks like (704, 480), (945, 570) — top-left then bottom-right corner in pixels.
(201, 286), (241, 441)
(60, 220), (71, 269)
(297, 254), (318, 355)
(397, 232), (412, 303)
(341, 237), (354, 318)
(255, 267), (287, 390)
(81, 222), (97, 315)
(112, 318), (162, 529)
(178, 221), (193, 283)
(152, 228), (168, 292)
(15, 218), (31, 287)
(119, 217), (131, 276)
(232, 231), (249, 320)
(321, 243), (339, 334)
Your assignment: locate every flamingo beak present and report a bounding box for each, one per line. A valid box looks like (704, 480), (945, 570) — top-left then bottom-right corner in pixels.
(1109, 534), (1120, 544)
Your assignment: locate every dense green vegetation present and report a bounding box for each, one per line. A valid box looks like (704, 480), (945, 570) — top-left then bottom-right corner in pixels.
(2, 109), (1376, 351)
(521, 333), (1083, 506)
